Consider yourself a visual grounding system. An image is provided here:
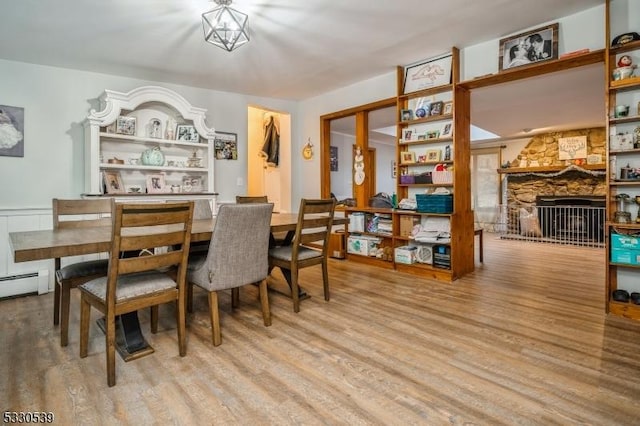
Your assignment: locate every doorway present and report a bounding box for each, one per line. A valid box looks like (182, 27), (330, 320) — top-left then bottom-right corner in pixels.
(247, 106), (292, 212)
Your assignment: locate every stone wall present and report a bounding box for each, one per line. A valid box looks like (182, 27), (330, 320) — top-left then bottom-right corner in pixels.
(505, 128), (606, 206)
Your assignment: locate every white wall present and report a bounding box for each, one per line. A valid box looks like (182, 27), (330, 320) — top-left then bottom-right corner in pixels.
(461, 5), (606, 80)
(0, 59), (297, 210)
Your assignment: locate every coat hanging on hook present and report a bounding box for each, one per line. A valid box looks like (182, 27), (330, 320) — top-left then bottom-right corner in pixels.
(260, 115), (279, 166)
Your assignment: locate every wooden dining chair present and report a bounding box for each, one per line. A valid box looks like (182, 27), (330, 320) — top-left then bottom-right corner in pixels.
(187, 203), (273, 346)
(268, 198), (336, 313)
(79, 201), (194, 387)
(52, 198), (112, 347)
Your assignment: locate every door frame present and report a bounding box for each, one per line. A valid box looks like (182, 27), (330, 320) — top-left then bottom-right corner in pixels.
(320, 97), (395, 208)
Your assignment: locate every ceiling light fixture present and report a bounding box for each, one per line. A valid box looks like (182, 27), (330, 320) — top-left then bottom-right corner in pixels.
(202, 0), (249, 52)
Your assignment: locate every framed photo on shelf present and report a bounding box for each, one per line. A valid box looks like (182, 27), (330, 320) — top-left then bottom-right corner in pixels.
(146, 173), (166, 194)
(443, 101), (453, 115)
(426, 149), (441, 162)
(103, 171), (124, 194)
(403, 129), (414, 141)
(400, 151), (416, 165)
(115, 116), (136, 136)
(498, 23), (559, 71)
(426, 130), (440, 139)
(147, 118), (163, 139)
(182, 175), (203, 193)
(400, 109), (413, 121)
(440, 122), (453, 138)
(176, 125), (199, 142)
(430, 101), (444, 116)
(403, 53), (452, 94)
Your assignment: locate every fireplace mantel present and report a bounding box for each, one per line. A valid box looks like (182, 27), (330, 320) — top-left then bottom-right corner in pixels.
(497, 164), (606, 175)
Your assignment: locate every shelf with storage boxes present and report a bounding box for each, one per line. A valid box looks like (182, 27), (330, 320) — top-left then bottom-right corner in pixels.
(395, 47), (474, 281)
(345, 207), (395, 267)
(84, 86), (217, 201)
(605, 0), (640, 320)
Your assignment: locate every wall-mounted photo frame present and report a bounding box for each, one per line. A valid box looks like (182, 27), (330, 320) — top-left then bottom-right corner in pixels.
(116, 116), (136, 136)
(400, 151), (416, 165)
(498, 23), (559, 71)
(103, 170), (124, 194)
(426, 149), (441, 162)
(0, 104), (24, 158)
(176, 124), (199, 142)
(214, 131), (238, 160)
(443, 101), (453, 116)
(392, 160), (397, 179)
(146, 173), (166, 194)
(440, 122), (453, 138)
(403, 53), (452, 94)
(330, 146), (338, 171)
(400, 109), (413, 121)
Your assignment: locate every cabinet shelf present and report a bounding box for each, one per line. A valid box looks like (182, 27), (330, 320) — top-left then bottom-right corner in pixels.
(609, 114), (640, 125)
(399, 137), (454, 146)
(609, 76), (640, 91)
(399, 160), (453, 168)
(610, 180), (640, 186)
(610, 148), (640, 154)
(398, 183), (453, 187)
(99, 132), (209, 149)
(399, 113), (453, 126)
(608, 300), (640, 320)
(398, 84), (453, 100)
(610, 39), (640, 55)
(99, 163), (208, 173)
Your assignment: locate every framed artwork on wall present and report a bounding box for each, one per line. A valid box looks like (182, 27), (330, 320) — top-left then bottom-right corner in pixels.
(498, 23), (559, 71)
(0, 104), (24, 157)
(403, 53), (452, 94)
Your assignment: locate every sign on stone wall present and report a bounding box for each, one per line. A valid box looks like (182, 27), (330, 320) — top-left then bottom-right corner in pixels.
(558, 136), (587, 160)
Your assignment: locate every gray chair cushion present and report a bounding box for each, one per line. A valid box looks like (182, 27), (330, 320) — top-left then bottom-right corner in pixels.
(56, 259), (109, 282)
(268, 245), (322, 262)
(80, 271), (177, 302)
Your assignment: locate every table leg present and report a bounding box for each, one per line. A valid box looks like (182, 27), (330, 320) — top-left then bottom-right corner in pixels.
(96, 312), (154, 362)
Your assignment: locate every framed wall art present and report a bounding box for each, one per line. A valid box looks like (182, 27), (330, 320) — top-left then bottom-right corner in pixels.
(0, 104), (24, 157)
(214, 131), (238, 160)
(403, 53), (452, 94)
(498, 23), (559, 71)
(330, 146), (338, 171)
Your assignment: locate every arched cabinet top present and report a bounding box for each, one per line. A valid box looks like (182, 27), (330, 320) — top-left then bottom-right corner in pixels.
(86, 86), (216, 139)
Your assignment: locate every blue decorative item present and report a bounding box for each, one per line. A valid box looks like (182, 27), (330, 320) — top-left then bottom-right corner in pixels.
(140, 146), (165, 166)
(415, 108), (426, 118)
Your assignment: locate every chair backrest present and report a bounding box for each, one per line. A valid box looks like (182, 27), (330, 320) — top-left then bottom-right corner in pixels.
(106, 201), (194, 299)
(236, 195), (269, 204)
(193, 199), (213, 220)
(197, 203), (273, 290)
(53, 198), (112, 230)
(292, 198), (336, 258)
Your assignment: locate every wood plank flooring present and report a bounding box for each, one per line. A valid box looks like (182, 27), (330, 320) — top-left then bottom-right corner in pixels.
(2, 235), (640, 425)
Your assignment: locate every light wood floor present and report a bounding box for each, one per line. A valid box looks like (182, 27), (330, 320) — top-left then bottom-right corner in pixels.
(2, 236), (640, 425)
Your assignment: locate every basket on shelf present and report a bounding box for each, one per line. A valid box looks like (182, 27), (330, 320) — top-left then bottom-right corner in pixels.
(415, 193), (453, 214)
(432, 170), (453, 184)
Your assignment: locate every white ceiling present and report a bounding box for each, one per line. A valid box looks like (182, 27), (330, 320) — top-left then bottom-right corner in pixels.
(0, 0), (606, 140)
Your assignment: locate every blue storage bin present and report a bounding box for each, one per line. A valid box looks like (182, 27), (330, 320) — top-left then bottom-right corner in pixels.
(415, 194), (453, 213)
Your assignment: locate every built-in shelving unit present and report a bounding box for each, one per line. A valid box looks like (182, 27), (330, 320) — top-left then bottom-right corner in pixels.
(605, 0), (640, 321)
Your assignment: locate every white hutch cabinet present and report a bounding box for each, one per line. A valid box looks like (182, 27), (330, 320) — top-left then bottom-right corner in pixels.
(83, 86), (217, 205)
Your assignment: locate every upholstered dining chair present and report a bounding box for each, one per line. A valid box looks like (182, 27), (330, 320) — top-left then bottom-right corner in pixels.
(236, 195), (287, 247)
(79, 201), (194, 387)
(187, 203), (273, 346)
(268, 198), (335, 313)
(52, 198), (112, 347)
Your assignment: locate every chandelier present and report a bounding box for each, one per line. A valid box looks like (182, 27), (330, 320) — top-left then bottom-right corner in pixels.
(202, 0), (250, 52)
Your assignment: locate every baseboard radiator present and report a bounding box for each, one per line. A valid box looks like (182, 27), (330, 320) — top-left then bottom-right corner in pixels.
(0, 270), (49, 299)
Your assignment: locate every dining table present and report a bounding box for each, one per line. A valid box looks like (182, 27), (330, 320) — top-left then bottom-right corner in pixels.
(10, 213), (347, 360)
